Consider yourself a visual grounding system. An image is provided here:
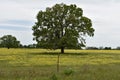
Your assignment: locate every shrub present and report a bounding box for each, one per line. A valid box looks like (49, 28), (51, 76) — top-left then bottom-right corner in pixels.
(50, 74), (57, 80)
(64, 68), (74, 76)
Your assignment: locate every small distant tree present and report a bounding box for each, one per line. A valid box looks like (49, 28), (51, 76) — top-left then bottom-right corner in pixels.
(28, 44), (36, 48)
(0, 35), (20, 49)
(104, 47), (111, 50)
(32, 3), (94, 53)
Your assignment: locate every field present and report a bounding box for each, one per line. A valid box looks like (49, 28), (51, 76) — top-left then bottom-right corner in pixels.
(0, 48), (120, 80)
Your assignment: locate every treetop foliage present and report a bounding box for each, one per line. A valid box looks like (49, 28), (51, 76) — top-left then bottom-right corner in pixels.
(0, 35), (20, 49)
(32, 3), (94, 51)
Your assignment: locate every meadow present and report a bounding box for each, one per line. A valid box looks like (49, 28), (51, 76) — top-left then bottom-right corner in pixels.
(0, 48), (120, 80)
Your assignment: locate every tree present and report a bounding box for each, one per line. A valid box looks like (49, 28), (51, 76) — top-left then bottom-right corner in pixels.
(104, 47), (111, 50)
(0, 35), (20, 49)
(32, 3), (94, 53)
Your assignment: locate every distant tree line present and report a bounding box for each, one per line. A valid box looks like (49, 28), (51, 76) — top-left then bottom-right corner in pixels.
(1, 35), (120, 50)
(0, 35), (38, 49)
(86, 46), (120, 50)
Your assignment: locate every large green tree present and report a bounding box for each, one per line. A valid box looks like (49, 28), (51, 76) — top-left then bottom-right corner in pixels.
(32, 3), (94, 53)
(0, 35), (20, 49)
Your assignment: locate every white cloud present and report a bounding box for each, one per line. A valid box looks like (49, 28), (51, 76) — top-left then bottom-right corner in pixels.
(0, 0), (37, 22)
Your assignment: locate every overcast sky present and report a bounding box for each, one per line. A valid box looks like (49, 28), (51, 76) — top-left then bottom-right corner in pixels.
(0, 0), (120, 48)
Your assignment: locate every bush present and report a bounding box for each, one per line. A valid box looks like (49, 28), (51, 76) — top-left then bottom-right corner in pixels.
(64, 68), (74, 76)
(50, 74), (57, 80)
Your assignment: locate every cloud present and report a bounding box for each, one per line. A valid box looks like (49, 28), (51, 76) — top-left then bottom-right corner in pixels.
(5, 20), (33, 25)
(0, 26), (28, 31)
(0, 0), (36, 22)
(0, 19), (33, 31)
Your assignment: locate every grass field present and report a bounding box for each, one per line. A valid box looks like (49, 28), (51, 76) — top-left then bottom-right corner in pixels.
(0, 48), (120, 80)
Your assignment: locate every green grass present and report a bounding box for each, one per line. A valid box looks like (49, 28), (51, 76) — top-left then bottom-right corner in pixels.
(0, 48), (120, 80)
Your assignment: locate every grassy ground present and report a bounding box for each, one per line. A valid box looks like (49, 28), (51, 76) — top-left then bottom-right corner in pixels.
(0, 48), (120, 80)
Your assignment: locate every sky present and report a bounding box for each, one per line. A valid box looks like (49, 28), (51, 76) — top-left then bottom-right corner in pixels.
(0, 0), (120, 48)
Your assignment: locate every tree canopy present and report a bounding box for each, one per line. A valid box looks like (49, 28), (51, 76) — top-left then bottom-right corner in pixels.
(0, 35), (21, 49)
(32, 3), (94, 53)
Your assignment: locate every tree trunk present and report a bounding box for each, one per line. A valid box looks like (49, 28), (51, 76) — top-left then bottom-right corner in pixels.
(61, 47), (64, 53)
